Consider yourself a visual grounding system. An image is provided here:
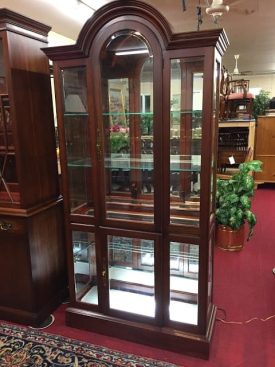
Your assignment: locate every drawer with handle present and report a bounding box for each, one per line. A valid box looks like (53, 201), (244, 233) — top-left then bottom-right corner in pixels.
(0, 216), (27, 235)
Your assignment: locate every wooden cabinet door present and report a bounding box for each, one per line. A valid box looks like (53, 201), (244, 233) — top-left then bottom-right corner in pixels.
(255, 116), (275, 182)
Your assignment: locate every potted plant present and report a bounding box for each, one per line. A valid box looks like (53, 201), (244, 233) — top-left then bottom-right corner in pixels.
(215, 160), (262, 251)
(252, 90), (270, 120)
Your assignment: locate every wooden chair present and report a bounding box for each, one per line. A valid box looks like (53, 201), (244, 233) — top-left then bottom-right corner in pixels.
(223, 79), (254, 120)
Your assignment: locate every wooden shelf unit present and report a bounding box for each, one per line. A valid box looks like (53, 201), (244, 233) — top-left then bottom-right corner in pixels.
(0, 9), (67, 327)
(217, 120), (256, 172)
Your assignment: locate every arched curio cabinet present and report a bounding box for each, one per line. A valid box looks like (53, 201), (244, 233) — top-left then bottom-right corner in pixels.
(43, 0), (228, 358)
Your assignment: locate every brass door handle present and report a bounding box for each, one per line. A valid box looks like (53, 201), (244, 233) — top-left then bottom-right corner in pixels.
(96, 128), (102, 160)
(102, 263), (107, 287)
(0, 221), (12, 231)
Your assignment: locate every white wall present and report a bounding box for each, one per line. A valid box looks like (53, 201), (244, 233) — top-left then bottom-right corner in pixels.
(48, 31), (75, 47)
(249, 74), (275, 98)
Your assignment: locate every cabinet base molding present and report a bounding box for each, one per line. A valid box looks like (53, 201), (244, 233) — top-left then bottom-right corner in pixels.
(0, 201), (67, 328)
(65, 305), (217, 359)
(0, 290), (67, 327)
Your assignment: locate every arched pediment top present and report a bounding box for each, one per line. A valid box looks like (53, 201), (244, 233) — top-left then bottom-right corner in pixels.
(43, 0), (229, 61)
(79, 0), (172, 49)
(43, 0), (172, 60)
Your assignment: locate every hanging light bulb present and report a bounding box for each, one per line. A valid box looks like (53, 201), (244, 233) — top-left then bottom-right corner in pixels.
(233, 54), (240, 75)
(206, 0), (229, 17)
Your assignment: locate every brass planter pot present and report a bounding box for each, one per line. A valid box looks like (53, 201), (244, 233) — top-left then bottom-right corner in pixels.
(216, 224), (245, 251)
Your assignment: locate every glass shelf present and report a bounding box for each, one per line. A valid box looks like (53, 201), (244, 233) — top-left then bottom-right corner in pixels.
(104, 154), (200, 172)
(64, 113), (89, 117)
(67, 157), (92, 168)
(103, 112), (153, 116)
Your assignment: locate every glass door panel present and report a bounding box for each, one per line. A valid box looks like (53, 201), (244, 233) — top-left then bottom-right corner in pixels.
(0, 39), (6, 93)
(169, 241), (198, 325)
(100, 30), (154, 223)
(72, 230), (98, 304)
(61, 67), (93, 216)
(108, 235), (155, 317)
(210, 59), (220, 213)
(170, 58), (203, 226)
(0, 38), (19, 205)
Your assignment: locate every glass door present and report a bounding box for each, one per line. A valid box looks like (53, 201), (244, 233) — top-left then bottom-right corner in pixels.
(72, 229), (98, 305)
(100, 30), (155, 224)
(61, 66), (93, 217)
(170, 57), (204, 227)
(107, 234), (156, 317)
(169, 241), (199, 325)
(0, 38), (19, 205)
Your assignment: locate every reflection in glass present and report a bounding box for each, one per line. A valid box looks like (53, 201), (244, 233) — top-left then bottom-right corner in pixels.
(108, 235), (155, 317)
(0, 95), (19, 204)
(169, 242), (198, 325)
(170, 58), (203, 226)
(61, 67), (93, 216)
(210, 60), (220, 213)
(0, 39), (6, 94)
(100, 30), (154, 223)
(72, 231), (98, 305)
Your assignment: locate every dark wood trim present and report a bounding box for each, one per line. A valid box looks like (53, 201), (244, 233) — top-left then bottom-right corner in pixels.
(0, 8), (50, 42)
(66, 305), (217, 359)
(44, 0), (229, 358)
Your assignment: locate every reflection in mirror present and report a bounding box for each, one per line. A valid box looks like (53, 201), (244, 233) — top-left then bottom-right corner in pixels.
(100, 30), (155, 223)
(170, 58), (204, 226)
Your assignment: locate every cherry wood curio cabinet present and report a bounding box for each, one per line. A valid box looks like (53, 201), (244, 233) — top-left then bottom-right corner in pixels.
(44, 0), (228, 358)
(0, 10), (66, 326)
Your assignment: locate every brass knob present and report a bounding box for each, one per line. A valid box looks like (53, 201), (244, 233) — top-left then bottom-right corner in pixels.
(0, 221), (12, 231)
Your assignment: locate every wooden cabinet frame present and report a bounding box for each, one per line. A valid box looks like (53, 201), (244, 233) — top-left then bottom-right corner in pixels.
(0, 9), (66, 327)
(43, 0), (228, 359)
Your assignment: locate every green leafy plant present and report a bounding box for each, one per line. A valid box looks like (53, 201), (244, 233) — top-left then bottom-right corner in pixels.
(252, 90), (270, 120)
(216, 160), (262, 240)
(110, 132), (129, 153)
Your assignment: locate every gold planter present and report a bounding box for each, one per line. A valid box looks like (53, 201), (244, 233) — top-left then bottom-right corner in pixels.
(216, 224), (245, 251)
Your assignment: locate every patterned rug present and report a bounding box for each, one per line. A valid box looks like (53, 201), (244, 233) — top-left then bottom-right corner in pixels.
(0, 323), (177, 366)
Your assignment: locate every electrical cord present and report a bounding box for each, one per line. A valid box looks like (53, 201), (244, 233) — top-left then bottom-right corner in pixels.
(216, 307), (275, 325)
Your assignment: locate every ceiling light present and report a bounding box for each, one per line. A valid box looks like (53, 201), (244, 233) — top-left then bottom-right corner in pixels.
(44, 0), (94, 24)
(78, 0), (96, 11)
(79, 0), (107, 10)
(206, 0), (229, 17)
(233, 54), (240, 75)
(115, 50), (149, 56)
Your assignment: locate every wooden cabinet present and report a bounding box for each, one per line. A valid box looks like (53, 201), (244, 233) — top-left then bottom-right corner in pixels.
(0, 9), (67, 326)
(43, 0), (228, 359)
(254, 116), (275, 183)
(217, 120), (255, 172)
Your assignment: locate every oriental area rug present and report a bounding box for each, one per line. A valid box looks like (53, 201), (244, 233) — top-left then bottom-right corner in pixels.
(0, 323), (177, 367)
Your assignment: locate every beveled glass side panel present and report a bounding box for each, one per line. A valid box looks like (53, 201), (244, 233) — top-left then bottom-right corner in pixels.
(210, 59), (220, 213)
(61, 67), (93, 216)
(0, 39), (7, 93)
(72, 231), (98, 305)
(100, 31), (154, 223)
(170, 58), (203, 226)
(0, 38), (19, 205)
(108, 235), (155, 317)
(169, 242), (198, 325)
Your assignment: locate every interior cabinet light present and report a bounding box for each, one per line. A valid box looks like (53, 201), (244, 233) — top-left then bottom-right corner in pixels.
(115, 49), (149, 56)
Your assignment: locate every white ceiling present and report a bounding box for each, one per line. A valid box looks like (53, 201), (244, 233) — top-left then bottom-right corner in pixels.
(1, 0), (275, 76)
